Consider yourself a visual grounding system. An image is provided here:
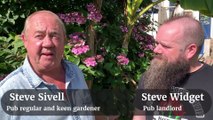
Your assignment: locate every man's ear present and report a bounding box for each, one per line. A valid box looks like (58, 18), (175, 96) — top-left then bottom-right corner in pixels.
(185, 44), (197, 60)
(20, 33), (28, 48)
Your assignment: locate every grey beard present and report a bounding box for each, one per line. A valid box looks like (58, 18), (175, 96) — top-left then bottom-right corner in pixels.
(142, 56), (190, 90)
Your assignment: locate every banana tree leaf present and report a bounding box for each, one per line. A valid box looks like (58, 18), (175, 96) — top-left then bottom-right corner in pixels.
(170, 0), (213, 17)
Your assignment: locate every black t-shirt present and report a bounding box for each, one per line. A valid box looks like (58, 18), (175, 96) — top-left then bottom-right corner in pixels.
(177, 63), (213, 120)
(137, 63), (213, 120)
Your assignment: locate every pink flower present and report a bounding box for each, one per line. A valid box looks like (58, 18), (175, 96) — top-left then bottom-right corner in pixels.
(116, 54), (129, 65)
(87, 3), (102, 22)
(145, 44), (154, 50)
(83, 57), (97, 67)
(120, 25), (128, 33)
(95, 55), (104, 63)
(69, 32), (86, 40)
(69, 38), (90, 55)
(71, 45), (89, 55)
(59, 12), (86, 24)
(138, 53), (145, 58)
(74, 40), (86, 47)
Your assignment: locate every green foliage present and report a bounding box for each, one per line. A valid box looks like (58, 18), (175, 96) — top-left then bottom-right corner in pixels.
(61, 1), (154, 119)
(0, 0), (156, 119)
(0, 33), (26, 75)
(0, 0), (91, 75)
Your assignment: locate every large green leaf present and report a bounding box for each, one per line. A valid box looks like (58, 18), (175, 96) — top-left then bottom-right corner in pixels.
(170, 0), (213, 17)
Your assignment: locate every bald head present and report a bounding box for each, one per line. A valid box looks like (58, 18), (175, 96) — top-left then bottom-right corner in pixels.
(22, 10), (66, 37)
(161, 16), (204, 55)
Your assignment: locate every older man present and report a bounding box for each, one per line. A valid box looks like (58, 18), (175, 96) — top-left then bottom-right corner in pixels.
(0, 10), (94, 120)
(134, 16), (213, 120)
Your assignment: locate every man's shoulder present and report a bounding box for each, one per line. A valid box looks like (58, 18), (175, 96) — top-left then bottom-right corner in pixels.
(204, 63), (213, 69)
(63, 59), (84, 75)
(63, 59), (80, 69)
(1, 67), (22, 84)
(202, 63), (213, 74)
(0, 67), (27, 91)
(63, 59), (88, 89)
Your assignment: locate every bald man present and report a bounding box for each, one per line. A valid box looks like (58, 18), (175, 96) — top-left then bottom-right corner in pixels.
(134, 16), (213, 120)
(0, 10), (94, 120)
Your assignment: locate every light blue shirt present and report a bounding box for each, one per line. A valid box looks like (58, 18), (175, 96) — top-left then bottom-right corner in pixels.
(0, 58), (94, 120)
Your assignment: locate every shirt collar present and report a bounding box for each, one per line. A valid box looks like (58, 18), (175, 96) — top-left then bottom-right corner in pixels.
(22, 57), (44, 88)
(22, 57), (74, 89)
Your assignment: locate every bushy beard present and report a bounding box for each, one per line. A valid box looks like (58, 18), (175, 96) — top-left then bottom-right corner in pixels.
(142, 55), (190, 90)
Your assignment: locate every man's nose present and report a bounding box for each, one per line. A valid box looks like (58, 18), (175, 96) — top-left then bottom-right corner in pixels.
(153, 44), (162, 54)
(42, 36), (54, 48)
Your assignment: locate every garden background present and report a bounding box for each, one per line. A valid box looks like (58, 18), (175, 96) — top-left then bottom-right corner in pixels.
(1, 0), (209, 119)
